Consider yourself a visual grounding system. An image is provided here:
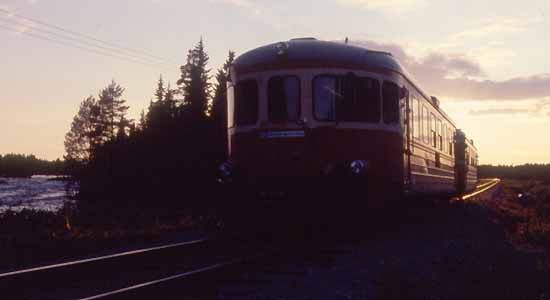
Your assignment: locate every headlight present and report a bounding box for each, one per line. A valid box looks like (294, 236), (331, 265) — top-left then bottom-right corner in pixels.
(217, 162), (233, 183)
(350, 160), (367, 175)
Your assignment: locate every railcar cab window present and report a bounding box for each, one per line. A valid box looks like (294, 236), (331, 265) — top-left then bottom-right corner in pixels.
(268, 76), (300, 123)
(313, 75), (381, 122)
(382, 82), (399, 124)
(234, 79), (259, 126)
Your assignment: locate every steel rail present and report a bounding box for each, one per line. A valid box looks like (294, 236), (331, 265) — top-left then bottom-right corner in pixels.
(0, 238), (207, 278)
(462, 178), (500, 200)
(75, 259), (239, 300)
(75, 254), (266, 300)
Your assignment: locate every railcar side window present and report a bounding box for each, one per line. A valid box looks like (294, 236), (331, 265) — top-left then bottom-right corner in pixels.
(422, 106), (429, 144)
(313, 75), (381, 122)
(447, 128), (452, 155)
(430, 113), (436, 148)
(413, 97), (420, 139)
(234, 79), (259, 126)
(450, 130), (455, 156)
(382, 82), (399, 124)
(411, 98), (415, 137)
(268, 76), (300, 123)
(438, 119), (443, 151)
(443, 123), (447, 153)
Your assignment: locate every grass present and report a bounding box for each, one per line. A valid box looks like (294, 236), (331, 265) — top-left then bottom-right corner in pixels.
(0, 207), (213, 272)
(371, 179), (550, 300)
(479, 179), (550, 251)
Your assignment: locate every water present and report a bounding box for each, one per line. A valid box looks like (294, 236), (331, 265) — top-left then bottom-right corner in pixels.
(0, 175), (74, 212)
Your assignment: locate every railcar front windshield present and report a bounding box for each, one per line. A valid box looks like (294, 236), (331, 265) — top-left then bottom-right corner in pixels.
(233, 79), (259, 126)
(268, 76), (300, 123)
(382, 81), (400, 124)
(313, 75), (381, 122)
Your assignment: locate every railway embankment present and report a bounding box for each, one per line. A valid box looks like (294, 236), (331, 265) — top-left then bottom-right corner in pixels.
(211, 180), (550, 299)
(0, 209), (209, 273)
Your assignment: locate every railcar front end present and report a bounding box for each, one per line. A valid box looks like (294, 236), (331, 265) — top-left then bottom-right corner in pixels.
(219, 39), (410, 208)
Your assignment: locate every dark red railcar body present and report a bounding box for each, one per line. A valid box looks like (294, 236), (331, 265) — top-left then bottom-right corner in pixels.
(221, 38), (478, 204)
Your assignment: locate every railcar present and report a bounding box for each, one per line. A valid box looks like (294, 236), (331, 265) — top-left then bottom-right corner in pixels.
(219, 38), (478, 207)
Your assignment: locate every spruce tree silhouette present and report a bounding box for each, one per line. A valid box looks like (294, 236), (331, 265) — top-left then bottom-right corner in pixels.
(178, 38), (211, 121)
(66, 40), (236, 227)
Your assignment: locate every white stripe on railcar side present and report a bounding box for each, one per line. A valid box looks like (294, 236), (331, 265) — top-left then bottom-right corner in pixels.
(411, 171), (455, 180)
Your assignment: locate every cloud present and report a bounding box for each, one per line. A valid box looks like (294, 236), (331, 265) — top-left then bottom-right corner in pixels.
(210, 0), (253, 8)
(426, 16), (540, 69)
(467, 99), (550, 116)
(468, 108), (530, 116)
(346, 40), (550, 101)
(209, 0), (261, 14)
(338, 0), (425, 13)
(449, 16), (531, 42)
(0, 5), (14, 16)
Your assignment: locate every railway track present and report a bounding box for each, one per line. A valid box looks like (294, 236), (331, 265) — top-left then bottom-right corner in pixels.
(0, 236), (259, 300)
(461, 178), (500, 200)
(0, 180), (501, 299)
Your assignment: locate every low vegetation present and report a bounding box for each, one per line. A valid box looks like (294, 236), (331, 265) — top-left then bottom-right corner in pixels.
(0, 207), (210, 271)
(481, 179), (550, 249)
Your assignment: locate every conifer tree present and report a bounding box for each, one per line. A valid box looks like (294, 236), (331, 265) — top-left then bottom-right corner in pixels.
(97, 80), (129, 141)
(155, 75), (165, 102)
(177, 38), (211, 120)
(164, 83), (177, 119)
(117, 116), (131, 140)
(147, 77), (176, 129)
(138, 109), (147, 131)
(64, 96), (100, 162)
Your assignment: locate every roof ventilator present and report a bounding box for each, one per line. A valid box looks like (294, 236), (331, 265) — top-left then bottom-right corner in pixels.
(431, 96), (440, 108)
(276, 42), (290, 56)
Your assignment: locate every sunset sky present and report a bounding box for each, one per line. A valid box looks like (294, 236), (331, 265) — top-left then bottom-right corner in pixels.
(1, 0), (549, 164)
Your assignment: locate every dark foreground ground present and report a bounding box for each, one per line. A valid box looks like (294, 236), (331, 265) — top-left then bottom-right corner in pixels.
(3, 180), (550, 299)
(206, 181), (550, 300)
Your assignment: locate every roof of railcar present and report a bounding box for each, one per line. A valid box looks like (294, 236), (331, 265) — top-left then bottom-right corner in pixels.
(233, 38), (456, 126)
(233, 38), (406, 75)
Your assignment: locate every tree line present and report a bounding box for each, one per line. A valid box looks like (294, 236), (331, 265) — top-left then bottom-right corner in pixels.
(478, 164), (550, 182)
(64, 39), (234, 224)
(0, 154), (64, 178)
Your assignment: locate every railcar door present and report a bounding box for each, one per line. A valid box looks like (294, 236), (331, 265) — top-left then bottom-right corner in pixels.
(257, 75), (308, 178)
(402, 88), (412, 192)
